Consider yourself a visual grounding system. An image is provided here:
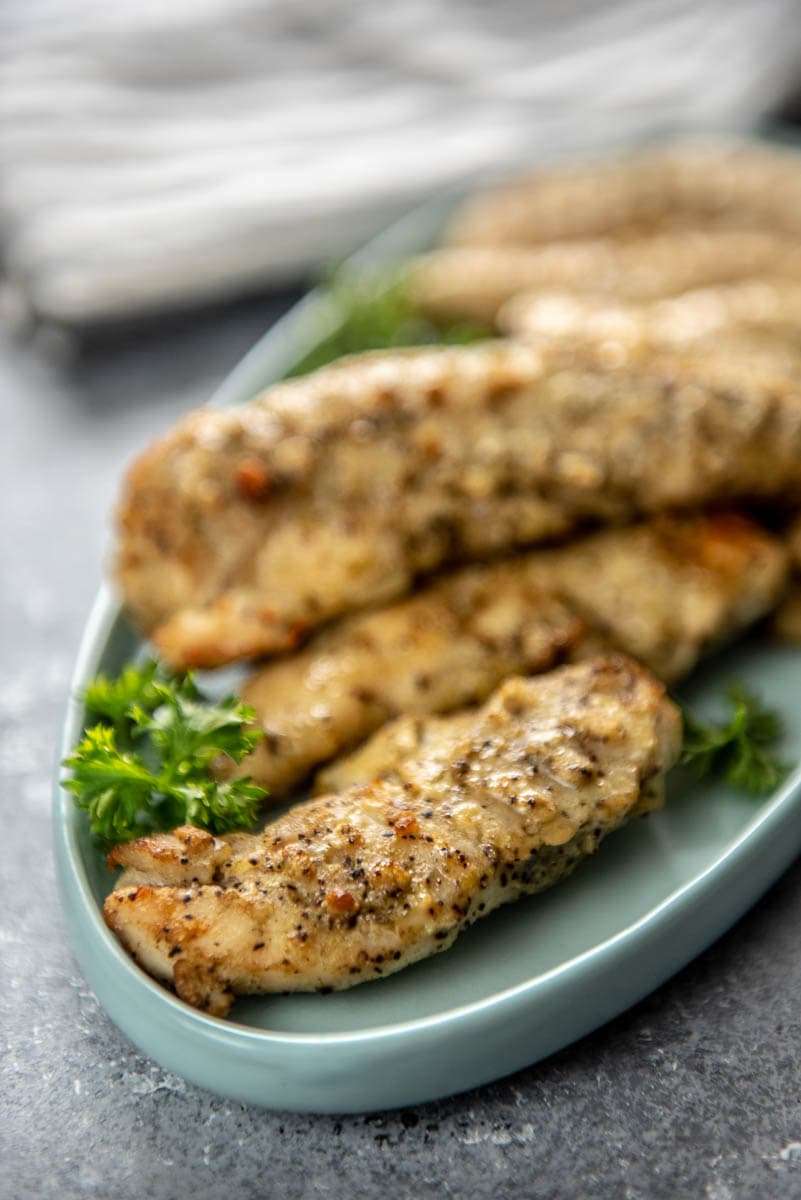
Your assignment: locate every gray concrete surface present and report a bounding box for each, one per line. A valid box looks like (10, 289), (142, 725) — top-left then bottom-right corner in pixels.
(3, 301), (801, 1200)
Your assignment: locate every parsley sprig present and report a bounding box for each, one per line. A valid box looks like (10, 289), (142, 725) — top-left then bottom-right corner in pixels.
(286, 268), (493, 379)
(64, 661), (266, 848)
(680, 685), (787, 796)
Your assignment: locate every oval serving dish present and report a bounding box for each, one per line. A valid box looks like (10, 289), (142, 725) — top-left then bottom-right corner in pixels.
(54, 187), (801, 1115)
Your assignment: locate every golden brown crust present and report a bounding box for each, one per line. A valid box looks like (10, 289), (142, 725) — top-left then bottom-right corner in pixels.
(116, 342), (801, 670)
(104, 657), (681, 1014)
(500, 278), (801, 358)
(236, 513), (785, 796)
(544, 512), (788, 683)
(447, 141), (801, 246)
(235, 573), (583, 796)
(410, 234), (801, 326)
(106, 825), (228, 885)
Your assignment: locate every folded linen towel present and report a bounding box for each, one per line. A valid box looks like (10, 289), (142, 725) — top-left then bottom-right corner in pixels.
(1, 0), (799, 324)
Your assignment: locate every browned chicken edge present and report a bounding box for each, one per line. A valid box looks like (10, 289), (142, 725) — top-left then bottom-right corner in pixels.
(104, 655), (681, 1016)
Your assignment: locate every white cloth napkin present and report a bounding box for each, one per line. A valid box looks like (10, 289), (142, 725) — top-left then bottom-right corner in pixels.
(1, 0), (800, 324)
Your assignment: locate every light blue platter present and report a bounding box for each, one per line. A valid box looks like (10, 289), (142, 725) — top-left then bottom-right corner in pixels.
(54, 192), (801, 1114)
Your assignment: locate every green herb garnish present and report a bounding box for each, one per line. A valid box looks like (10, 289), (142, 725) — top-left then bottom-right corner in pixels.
(680, 685), (787, 796)
(286, 268), (493, 378)
(64, 661), (266, 848)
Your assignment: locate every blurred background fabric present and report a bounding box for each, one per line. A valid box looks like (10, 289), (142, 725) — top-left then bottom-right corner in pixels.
(2, 0), (801, 327)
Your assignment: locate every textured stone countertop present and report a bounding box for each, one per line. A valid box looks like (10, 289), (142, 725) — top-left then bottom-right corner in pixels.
(3, 299), (801, 1200)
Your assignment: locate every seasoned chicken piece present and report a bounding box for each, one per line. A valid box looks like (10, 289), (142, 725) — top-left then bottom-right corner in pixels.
(500, 279), (801, 355)
(116, 342), (801, 670)
(409, 233), (801, 326)
(319, 709), (482, 796)
(107, 826), (230, 888)
(447, 141), (801, 246)
(104, 657), (682, 1015)
(542, 513), (787, 682)
(239, 513), (785, 796)
(237, 574), (583, 796)
(317, 513), (784, 795)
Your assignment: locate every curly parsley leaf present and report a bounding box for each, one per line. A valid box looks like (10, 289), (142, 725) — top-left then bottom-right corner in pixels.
(285, 267), (494, 379)
(63, 725), (167, 844)
(64, 660), (266, 848)
(135, 691), (264, 769)
(680, 685), (787, 796)
(84, 660), (164, 728)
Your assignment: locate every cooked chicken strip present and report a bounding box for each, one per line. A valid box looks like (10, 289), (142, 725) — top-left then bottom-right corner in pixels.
(317, 513), (785, 794)
(104, 656), (682, 1015)
(116, 342), (801, 670)
(500, 279), (801, 356)
(239, 513), (784, 796)
(540, 513), (787, 682)
(409, 233), (801, 326)
(447, 141), (801, 247)
(492, 275), (801, 650)
(237, 574), (583, 796)
(319, 710), (479, 796)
